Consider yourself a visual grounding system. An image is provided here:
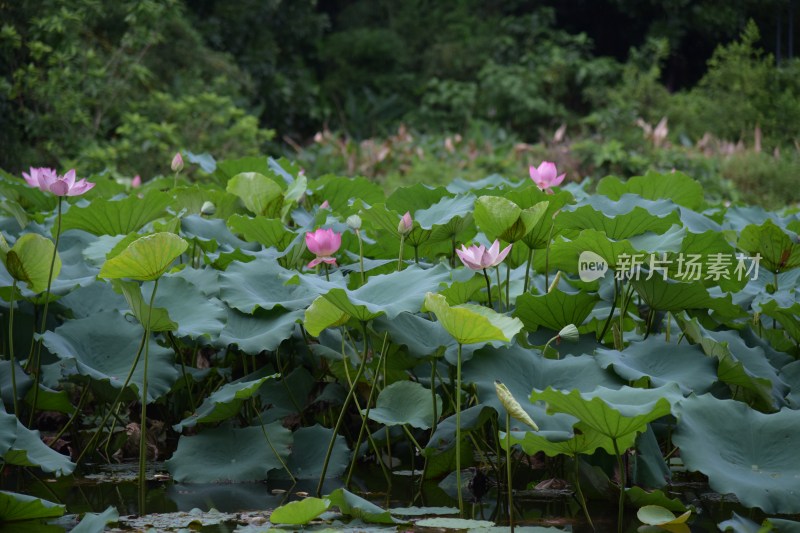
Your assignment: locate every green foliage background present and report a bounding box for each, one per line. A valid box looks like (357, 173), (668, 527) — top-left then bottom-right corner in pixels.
(1, 0), (798, 202)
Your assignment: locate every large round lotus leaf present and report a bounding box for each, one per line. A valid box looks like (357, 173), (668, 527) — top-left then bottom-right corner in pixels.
(597, 171), (704, 211)
(59, 190), (171, 236)
(215, 308), (304, 355)
(226, 171), (283, 217)
(71, 505), (119, 533)
(328, 488), (399, 524)
(269, 497), (331, 525)
(637, 505), (691, 526)
(41, 311), (177, 403)
(366, 381), (442, 430)
(530, 384), (680, 441)
(595, 336), (718, 394)
(147, 276), (227, 338)
(173, 375), (276, 432)
(166, 422), (291, 482)
(0, 410), (75, 476)
(0, 491), (64, 522)
(4, 233), (61, 293)
(673, 394), (800, 514)
(464, 344), (621, 437)
(423, 292), (523, 345)
(507, 421), (636, 458)
(99, 232), (188, 281)
(272, 424), (349, 480)
(514, 289), (598, 332)
(557, 195), (681, 240)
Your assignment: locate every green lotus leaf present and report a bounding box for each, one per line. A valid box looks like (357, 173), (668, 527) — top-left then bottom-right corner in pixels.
(781, 360), (800, 409)
(637, 505), (691, 526)
(415, 518), (495, 529)
(738, 219), (800, 273)
(99, 232), (188, 281)
(169, 185), (240, 220)
(304, 295), (350, 337)
(414, 194), (474, 231)
(41, 311), (177, 403)
(320, 264), (452, 323)
(668, 230), (746, 292)
(272, 424), (349, 480)
(508, 421), (636, 457)
(257, 367), (316, 423)
(474, 196), (522, 240)
(597, 171), (704, 211)
(71, 505), (120, 533)
(464, 345), (621, 437)
(24, 384), (75, 414)
(226, 171), (284, 217)
(214, 155), (273, 182)
(673, 393), (800, 514)
(329, 488), (399, 524)
(215, 308), (304, 355)
(530, 384), (680, 441)
(677, 315), (785, 411)
(148, 276), (227, 338)
(366, 381), (442, 430)
(0, 491), (65, 522)
(219, 259), (339, 313)
(269, 497), (331, 525)
(227, 214), (294, 250)
(630, 275), (743, 317)
(558, 196), (681, 240)
(387, 183), (450, 214)
(510, 187), (573, 250)
(59, 190), (171, 236)
(174, 376), (276, 431)
(373, 312), (456, 359)
(548, 229), (639, 273)
(423, 292), (523, 345)
(389, 506), (459, 517)
(358, 202), (406, 235)
(3, 233), (61, 293)
(166, 422), (292, 482)
(111, 279), (177, 332)
(311, 174), (385, 214)
(595, 336), (718, 395)
(625, 487), (687, 513)
(0, 410), (75, 476)
(760, 299), (800, 343)
(514, 289), (598, 332)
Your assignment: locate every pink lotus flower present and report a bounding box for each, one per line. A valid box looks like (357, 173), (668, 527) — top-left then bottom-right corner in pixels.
(529, 161), (565, 193)
(23, 167), (95, 196)
(171, 152), (184, 172)
(456, 240), (512, 270)
(306, 228), (342, 268)
(131, 175), (142, 188)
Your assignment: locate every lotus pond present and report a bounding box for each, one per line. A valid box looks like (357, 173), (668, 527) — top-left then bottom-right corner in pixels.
(1, 156), (799, 532)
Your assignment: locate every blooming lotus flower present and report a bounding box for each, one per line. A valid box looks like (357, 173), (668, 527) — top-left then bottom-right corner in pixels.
(398, 211), (413, 235)
(23, 167), (95, 196)
(171, 152), (184, 172)
(529, 161), (565, 193)
(306, 228), (342, 268)
(456, 240), (512, 270)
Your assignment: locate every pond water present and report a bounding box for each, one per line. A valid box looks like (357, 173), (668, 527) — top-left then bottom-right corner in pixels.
(2, 462), (766, 532)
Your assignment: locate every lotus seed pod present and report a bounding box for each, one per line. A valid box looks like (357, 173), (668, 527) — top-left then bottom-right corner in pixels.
(200, 201), (216, 216)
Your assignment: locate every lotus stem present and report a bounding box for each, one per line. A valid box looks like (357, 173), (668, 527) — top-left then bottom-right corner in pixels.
(50, 383), (89, 447)
(544, 217), (556, 289)
(505, 262), (511, 312)
(523, 247), (533, 293)
(495, 266), (503, 310)
(573, 455), (595, 530)
(323, 263), (330, 282)
(413, 245), (419, 264)
(76, 332), (147, 464)
(256, 409), (295, 483)
(598, 277), (619, 342)
(139, 278), (159, 514)
(27, 196), (63, 425)
(482, 269), (494, 309)
(612, 437), (626, 533)
(357, 229), (366, 283)
(455, 342), (464, 514)
(397, 234), (405, 272)
(8, 280), (19, 418)
(505, 412), (515, 532)
(316, 321), (370, 496)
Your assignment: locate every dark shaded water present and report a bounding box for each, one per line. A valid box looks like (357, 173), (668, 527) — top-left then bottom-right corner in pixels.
(0, 463), (775, 532)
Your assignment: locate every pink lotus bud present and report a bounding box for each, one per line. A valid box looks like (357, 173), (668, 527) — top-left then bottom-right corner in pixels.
(320, 200), (330, 209)
(131, 175), (142, 188)
(398, 211), (413, 235)
(171, 152), (184, 172)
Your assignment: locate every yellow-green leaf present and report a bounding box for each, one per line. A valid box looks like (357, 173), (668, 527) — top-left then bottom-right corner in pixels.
(99, 232), (188, 281)
(4, 234), (61, 293)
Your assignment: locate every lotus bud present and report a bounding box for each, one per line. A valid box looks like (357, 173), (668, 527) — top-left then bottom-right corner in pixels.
(171, 152), (184, 172)
(557, 324), (579, 342)
(320, 200), (330, 209)
(200, 201), (216, 216)
(398, 211), (413, 235)
(131, 175), (142, 188)
(347, 215), (362, 230)
(495, 380), (539, 431)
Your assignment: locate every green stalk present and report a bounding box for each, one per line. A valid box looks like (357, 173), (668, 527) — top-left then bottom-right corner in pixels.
(357, 229), (366, 283)
(505, 412), (514, 532)
(323, 263), (330, 282)
(27, 197), (63, 424)
(50, 384), (89, 447)
(455, 343), (464, 514)
(544, 217), (556, 289)
(495, 266), (504, 310)
(482, 269), (494, 309)
(256, 409), (295, 483)
(139, 279), (159, 514)
(75, 331), (146, 464)
(8, 281), (19, 418)
(523, 247), (533, 293)
(167, 332), (195, 412)
(397, 234), (405, 272)
(505, 262), (511, 313)
(612, 437), (626, 533)
(316, 321), (370, 496)
(573, 455), (595, 530)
